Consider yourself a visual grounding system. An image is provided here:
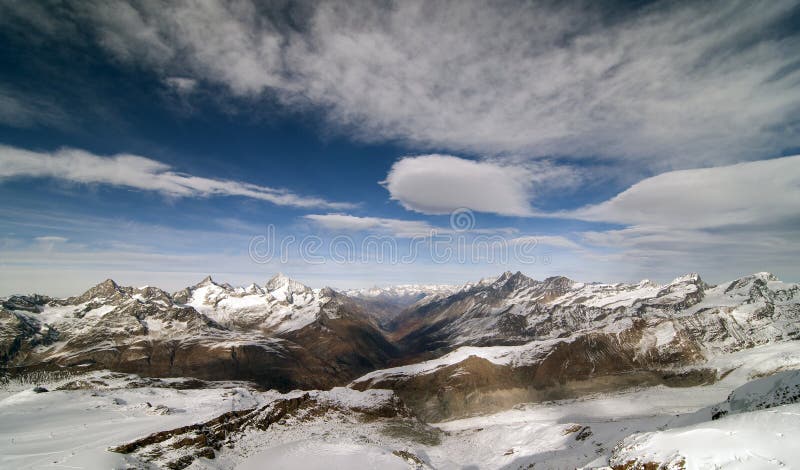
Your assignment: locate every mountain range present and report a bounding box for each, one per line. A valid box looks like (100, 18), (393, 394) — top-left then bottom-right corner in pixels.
(2, 271), (799, 419)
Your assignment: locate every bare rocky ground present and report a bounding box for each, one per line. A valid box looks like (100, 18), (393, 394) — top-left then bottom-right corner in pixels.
(3, 342), (800, 469)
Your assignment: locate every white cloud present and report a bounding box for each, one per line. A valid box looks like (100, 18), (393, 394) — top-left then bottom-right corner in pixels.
(509, 235), (582, 250)
(382, 155), (568, 216)
(86, 0), (283, 95)
(304, 213), (520, 238)
(34, 236), (68, 243)
(32, 235), (69, 253)
(0, 145), (353, 210)
(304, 213), (436, 238)
(571, 155), (800, 229)
(164, 77), (197, 94)
(17, 0), (798, 166)
(566, 156), (800, 281)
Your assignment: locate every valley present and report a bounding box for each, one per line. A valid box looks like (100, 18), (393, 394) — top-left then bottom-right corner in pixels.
(2, 270), (800, 469)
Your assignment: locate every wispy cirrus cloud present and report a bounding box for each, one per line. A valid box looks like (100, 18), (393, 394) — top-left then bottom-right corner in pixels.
(0, 145), (354, 210)
(303, 213), (519, 238)
(304, 213), (437, 238)
(0, 85), (70, 129)
(509, 235), (582, 250)
(8, 0), (798, 166)
(34, 236), (68, 243)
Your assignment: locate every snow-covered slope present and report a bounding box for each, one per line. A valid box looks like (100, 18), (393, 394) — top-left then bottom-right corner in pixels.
(3, 270), (799, 420)
(175, 274), (331, 333)
(4, 344), (799, 469)
(609, 368), (800, 469)
(393, 271), (799, 354)
(0, 275), (396, 390)
(353, 271), (800, 420)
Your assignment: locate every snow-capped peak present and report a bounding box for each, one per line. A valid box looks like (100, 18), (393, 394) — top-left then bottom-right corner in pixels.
(266, 272), (290, 289)
(190, 275), (220, 289)
(753, 271), (779, 282)
(264, 273), (313, 304)
(265, 273), (309, 292)
(669, 272), (702, 284)
(342, 284), (458, 299)
(244, 283), (265, 295)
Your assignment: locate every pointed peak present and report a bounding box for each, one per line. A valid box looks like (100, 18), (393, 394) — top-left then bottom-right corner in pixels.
(497, 270), (533, 283)
(268, 272), (290, 282)
(266, 272), (288, 289)
(491, 271), (517, 284)
(71, 278), (123, 303)
(266, 272), (308, 291)
(98, 278), (119, 289)
(195, 275), (216, 287)
(488, 271), (536, 291)
(244, 283), (264, 295)
(320, 286), (337, 298)
(498, 270), (515, 279)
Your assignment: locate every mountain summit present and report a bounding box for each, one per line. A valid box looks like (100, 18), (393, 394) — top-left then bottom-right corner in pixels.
(2, 271), (798, 415)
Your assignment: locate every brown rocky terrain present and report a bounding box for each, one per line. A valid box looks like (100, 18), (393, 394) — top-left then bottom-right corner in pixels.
(2, 271), (799, 421)
(351, 271), (799, 419)
(110, 387), (431, 470)
(0, 276), (397, 390)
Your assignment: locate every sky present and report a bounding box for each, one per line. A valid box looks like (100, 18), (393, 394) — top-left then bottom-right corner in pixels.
(1, 0), (799, 296)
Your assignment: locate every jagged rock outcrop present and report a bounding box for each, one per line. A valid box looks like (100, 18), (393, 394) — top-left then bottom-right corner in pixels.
(110, 387), (418, 469)
(352, 271), (800, 419)
(3, 270), (798, 417)
(0, 275), (397, 390)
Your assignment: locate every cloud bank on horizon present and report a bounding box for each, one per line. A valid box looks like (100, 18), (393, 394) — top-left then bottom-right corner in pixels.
(0, 0), (799, 294)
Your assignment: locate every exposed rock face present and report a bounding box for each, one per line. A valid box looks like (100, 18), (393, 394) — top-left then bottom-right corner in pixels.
(2, 294), (52, 313)
(2, 271), (798, 418)
(110, 388), (417, 470)
(0, 275), (397, 390)
(352, 271), (800, 419)
(390, 271), (799, 356)
(0, 309), (57, 364)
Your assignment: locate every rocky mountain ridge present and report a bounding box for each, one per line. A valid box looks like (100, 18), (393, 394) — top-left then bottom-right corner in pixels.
(352, 271), (800, 419)
(0, 274), (396, 390)
(2, 271), (799, 420)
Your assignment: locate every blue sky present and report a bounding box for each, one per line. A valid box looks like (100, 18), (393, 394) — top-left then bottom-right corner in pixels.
(1, 0), (799, 296)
